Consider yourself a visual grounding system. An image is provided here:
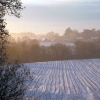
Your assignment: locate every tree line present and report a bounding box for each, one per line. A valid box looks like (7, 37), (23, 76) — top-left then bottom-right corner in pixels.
(10, 27), (100, 43)
(7, 37), (100, 63)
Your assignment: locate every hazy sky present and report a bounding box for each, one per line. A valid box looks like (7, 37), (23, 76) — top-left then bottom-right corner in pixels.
(6, 0), (100, 34)
(21, 0), (100, 4)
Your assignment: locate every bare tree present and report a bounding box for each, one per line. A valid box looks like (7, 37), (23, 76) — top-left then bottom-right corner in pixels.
(0, 0), (23, 65)
(0, 1), (34, 100)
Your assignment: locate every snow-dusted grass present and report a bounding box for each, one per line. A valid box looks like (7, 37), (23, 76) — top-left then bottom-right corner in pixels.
(26, 59), (100, 100)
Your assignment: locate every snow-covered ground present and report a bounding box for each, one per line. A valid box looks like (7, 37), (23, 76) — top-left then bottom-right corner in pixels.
(40, 42), (74, 46)
(25, 59), (100, 100)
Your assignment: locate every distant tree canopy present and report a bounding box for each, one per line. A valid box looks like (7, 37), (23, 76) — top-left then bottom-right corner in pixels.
(7, 37), (100, 63)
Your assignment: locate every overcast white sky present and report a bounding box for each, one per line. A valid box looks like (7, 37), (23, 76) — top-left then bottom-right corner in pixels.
(21, 0), (100, 4)
(6, 0), (100, 34)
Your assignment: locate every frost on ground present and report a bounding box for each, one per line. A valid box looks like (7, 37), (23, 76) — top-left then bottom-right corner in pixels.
(25, 59), (100, 100)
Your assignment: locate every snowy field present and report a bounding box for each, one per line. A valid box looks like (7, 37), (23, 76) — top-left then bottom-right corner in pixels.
(26, 59), (100, 100)
(40, 42), (75, 47)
